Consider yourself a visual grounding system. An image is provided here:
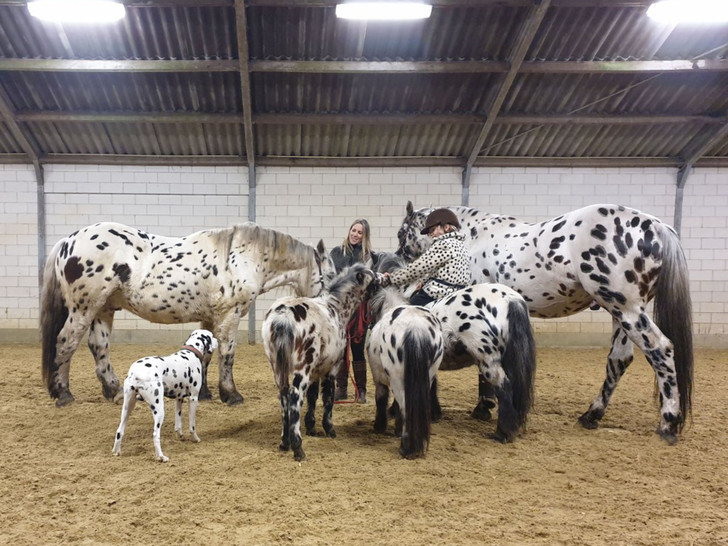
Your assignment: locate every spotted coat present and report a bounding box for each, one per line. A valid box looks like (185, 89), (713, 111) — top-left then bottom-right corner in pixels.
(262, 263), (376, 461)
(112, 329), (218, 462)
(389, 230), (470, 300)
(397, 202), (694, 444)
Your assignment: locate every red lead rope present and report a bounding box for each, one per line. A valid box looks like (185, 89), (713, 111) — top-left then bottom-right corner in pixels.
(335, 301), (369, 404)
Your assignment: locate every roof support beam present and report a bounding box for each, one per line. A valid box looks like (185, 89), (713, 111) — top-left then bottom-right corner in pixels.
(0, 86), (40, 162)
(234, 0), (256, 167)
(466, 0), (551, 168)
(10, 111), (726, 126)
(2, 58), (727, 74)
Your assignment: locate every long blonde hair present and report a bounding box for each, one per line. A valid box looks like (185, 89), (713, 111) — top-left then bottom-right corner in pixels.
(340, 218), (372, 263)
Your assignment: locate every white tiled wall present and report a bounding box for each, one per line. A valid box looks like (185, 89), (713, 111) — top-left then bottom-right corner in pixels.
(1, 163), (726, 347)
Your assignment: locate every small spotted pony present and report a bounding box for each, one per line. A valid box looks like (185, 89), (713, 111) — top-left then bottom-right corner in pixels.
(112, 329), (217, 462)
(41, 222), (335, 408)
(262, 263), (376, 461)
(397, 202), (693, 444)
(367, 256), (444, 459)
(375, 253), (536, 445)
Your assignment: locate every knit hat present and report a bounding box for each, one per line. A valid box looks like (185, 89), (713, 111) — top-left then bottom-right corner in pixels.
(420, 208), (461, 234)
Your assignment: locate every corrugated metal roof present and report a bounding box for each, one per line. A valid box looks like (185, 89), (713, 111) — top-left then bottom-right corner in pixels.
(0, 0), (726, 167)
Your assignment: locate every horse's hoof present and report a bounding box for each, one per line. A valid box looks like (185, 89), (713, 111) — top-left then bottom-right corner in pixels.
(278, 441), (290, 452)
(55, 391), (74, 407)
(471, 406), (492, 422)
(491, 431), (512, 444)
(657, 427), (679, 446)
(158, 455), (169, 463)
(198, 388), (213, 401)
(577, 412), (600, 430)
(293, 448), (306, 461)
(305, 427), (317, 437)
(222, 391), (245, 406)
(324, 428), (336, 439)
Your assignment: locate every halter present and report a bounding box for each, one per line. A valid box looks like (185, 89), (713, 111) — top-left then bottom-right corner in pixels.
(181, 345), (204, 361)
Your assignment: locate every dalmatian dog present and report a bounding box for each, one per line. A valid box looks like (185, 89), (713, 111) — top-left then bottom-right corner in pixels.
(112, 329), (218, 462)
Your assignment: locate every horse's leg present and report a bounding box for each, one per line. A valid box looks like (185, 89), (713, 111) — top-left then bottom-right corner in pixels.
(278, 385), (291, 452)
(215, 312), (245, 405)
(289, 373), (308, 461)
(304, 379), (319, 436)
(578, 320), (634, 431)
(198, 320), (214, 401)
(50, 312), (93, 407)
(482, 361), (520, 443)
(88, 308), (122, 403)
(373, 382), (390, 434)
(429, 376), (442, 422)
(112, 384), (136, 456)
(320, 375), (337, 438)
(471, 372), (496, 422)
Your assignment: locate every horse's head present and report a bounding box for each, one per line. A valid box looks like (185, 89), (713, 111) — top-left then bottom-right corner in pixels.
(310, 239), (336, 296)
(395, 201), (434, 262)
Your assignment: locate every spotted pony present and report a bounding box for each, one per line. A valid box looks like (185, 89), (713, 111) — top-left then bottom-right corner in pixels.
(262, 263), (376, 461)
(397, 202), (693, 444)
(41, 222), (335, 408)
(367, 258), (444, 459)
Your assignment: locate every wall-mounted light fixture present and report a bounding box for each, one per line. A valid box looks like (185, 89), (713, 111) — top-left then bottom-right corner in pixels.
(335, 2), (432, 21)
(28, 0), (126, 23)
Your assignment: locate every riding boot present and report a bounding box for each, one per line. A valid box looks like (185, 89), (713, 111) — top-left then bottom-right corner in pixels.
(352, 360), (367, 403)
(335, 362), (348, 401)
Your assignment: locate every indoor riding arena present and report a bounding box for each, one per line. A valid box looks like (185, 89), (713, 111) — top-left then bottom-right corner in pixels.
(1, 1), (727, 544)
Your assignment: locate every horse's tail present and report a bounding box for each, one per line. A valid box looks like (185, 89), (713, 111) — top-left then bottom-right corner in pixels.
(401, 328), (434, 459)
(269, 315), (295, 392)
(41, 239), (68, 398)
(501, 299), (537, 431)
(653, 225), (693, 430)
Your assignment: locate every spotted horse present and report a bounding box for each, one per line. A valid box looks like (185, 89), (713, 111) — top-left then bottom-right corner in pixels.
(41, 222), (335, 408)
(397, 202), (693, 444)
(375, 253), (536, 445)
(262, 263), (376, 461)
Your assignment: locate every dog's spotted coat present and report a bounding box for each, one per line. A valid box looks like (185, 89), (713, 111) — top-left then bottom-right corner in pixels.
(112, 329), (218, 462)
(262, 263), (376, 461)
(41, 222), (335, 408)
(397, 202), (693, 444)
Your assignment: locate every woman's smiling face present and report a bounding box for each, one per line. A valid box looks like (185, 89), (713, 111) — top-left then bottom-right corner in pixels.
(348, 223), (364, 245)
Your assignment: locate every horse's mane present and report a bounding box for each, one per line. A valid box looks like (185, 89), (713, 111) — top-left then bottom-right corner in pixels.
(209, 223), (317, 285)
(375, 252), (405, 274)
(326, 263), (368, 301)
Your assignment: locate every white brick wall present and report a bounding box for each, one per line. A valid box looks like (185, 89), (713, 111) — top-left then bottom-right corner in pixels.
(1, 163), (726, 347)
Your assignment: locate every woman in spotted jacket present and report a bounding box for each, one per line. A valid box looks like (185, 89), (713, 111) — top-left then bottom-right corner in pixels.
(383, 208), (470, 307)
(330, 218), (377, 403)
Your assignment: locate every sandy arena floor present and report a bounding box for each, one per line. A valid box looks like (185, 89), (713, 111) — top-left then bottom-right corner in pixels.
(1, 343), (726, 545)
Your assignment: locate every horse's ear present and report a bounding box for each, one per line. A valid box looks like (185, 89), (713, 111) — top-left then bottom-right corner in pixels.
(406, 201), (414, 217)
(316, 239), (326, 255)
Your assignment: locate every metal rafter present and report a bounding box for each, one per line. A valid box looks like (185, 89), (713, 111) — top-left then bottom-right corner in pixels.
(465, 0), (551, 167)
(2, 58), (727, 74)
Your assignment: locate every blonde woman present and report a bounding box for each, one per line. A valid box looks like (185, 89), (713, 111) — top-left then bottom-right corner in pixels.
(330, 219), (376, 403)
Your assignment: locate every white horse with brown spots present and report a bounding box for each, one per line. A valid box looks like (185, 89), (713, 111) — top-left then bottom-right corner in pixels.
(262, 263), (376, 461)
(41, 222), (335, 408)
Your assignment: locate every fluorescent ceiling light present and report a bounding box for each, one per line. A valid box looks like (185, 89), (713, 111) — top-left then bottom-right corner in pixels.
(646, 0), (728, 23)
(336, 2), (432, 20)
(28, 0), (126, 23)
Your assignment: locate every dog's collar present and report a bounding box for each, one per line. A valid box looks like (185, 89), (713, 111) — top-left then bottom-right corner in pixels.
(181, 345), (204, 360)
